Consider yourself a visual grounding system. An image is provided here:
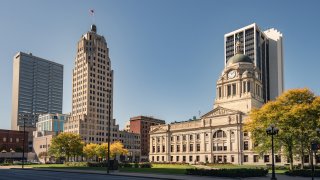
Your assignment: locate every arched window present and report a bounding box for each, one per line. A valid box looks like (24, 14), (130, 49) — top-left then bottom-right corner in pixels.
(213, 130), (227, 138)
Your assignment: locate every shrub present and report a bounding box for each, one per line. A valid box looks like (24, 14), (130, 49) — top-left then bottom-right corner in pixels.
(285, 170), (320, 177)
(134, 163), (139, 168)
(185, 168), (268, 177)
(152, 162), (189, 165)
(64, 162), (88, 167)
(119, 163), (133, 168)
(139, 162), (152, 168)
(88, 162), (108, 167)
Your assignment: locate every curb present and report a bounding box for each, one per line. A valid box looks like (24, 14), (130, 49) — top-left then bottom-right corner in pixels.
(11, 168), (179, 180)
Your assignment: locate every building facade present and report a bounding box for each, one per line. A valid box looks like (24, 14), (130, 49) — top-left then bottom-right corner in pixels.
(32, 131), (55, 163)
(36, 113), (68, 133)
(33, 113), (68, 163)
(118, 130), (141, 162)
(224, 23), (283, 102)
(11, 52), (63, 130)
(64, 25), (119, 144)
(129, 116), (165, 160)
(149, 37), (287, 165)
(0, 129), (28, 153)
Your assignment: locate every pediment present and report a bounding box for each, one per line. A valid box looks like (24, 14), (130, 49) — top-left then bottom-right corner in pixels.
(201, 106), (241, 118)
(150, 125), (168, 134)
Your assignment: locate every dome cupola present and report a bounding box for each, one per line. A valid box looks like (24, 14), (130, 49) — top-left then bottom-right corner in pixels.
(226, 34), (253, 66)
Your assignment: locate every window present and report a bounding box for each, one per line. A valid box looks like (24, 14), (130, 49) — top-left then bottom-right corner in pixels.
(196, 156), (200, 162)
(157, 156), (159, 161)
(182, 135), (186, 141)
(176, 156), (180, 162)
(244, 155), (248, 162)
(196, 134), (200, 140)
(170, 136), (174, 141)
(10, 138), (12, 142)
(196, 144), (201, 152)
(3, 137), (6, 142)
(190, 135), (193, 140)
(176, 136), (180, 141)
(171, 145), (174, 152)
(275, 155), (281, 163)
(304, 155), (309, 163)
(218, 87), (222, 98)
(189, 156), (193, 162)
(183, 156), (186, 162)
(243, 131), (248, 136)
(16, 138), (19, 142)
(254, 155), (259, 162)
(231, 155), (235, 162)
(232, 83), (236, 95)
(152, 146), (155, 153)
(244, 141), (249, 150)
(152, 156), (154, 162)
(162, 145), (165, 152)
(157, 146), (160, 152)
(189, 144), (194, 152)
(213, 130), (227, 138)
(162, 156), (164, 161)
(170, 156), (173, 161)
(176, 145), (180, 152)
(247, 81), (251, 92)
(264, 155), (270, 163)
(182, 144), (186, 152)
(227, 85), (231, 96)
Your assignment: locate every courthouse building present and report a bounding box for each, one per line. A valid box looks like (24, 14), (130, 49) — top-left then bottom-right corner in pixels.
(149, 24), (285, 165)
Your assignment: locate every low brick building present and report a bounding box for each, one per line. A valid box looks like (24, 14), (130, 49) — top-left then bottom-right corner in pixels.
(129, 116), (165, 160)
(0, 129), (28, 153)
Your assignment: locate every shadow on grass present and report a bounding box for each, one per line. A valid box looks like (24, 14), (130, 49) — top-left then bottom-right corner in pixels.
(120, 167), (187, 175)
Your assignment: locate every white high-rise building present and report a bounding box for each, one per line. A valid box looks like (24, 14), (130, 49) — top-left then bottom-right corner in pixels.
(224, 23), (284, 101)
(64, 25), (119, 143)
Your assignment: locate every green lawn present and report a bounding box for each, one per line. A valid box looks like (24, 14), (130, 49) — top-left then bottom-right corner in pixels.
(25, 163), (286, 175)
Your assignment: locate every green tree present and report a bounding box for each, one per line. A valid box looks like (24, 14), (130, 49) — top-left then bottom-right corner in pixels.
(245, 88), (320, 170)
(48, 133), (84, 162)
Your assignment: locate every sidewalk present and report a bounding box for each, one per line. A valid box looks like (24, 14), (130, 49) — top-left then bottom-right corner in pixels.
(4, 166), (320, 180)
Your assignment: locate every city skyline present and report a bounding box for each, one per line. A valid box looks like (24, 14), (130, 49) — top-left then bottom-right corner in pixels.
(1, 0), (320, 131)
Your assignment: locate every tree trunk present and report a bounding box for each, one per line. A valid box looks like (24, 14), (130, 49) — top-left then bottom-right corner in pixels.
(288, 146), (293, 170)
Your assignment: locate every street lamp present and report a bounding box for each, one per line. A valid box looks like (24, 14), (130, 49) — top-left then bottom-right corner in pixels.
(266, 124), (279, 180)
(22, 117), (26, 169)
(107, 91), (111, 174)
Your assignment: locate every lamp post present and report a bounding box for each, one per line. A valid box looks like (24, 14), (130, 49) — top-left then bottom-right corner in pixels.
(45, 137), (48, 164)
(22, 117), (26, 169)
(107, 91), (111, 174)
(266, 124), (279, 180)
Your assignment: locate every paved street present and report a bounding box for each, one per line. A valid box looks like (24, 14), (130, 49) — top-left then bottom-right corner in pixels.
(1, 167), (320, 180)
(0, 169), (160, 180)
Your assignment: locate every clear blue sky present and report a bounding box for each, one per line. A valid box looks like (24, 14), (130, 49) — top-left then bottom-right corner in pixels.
(1, 0), (319, 130)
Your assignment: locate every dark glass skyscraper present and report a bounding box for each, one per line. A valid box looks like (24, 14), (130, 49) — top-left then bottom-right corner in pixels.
(11, 52), (63, 130)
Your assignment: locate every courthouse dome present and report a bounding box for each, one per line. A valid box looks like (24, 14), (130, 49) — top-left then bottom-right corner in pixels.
(227, 54), (252, 66)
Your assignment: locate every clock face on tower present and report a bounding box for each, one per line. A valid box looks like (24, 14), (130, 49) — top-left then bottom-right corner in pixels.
(228, 70), (236, 79)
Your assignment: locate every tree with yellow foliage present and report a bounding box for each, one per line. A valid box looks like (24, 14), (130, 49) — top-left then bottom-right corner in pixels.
(245, 88), (320, 170)
(83, 143), (98, 161)
(96, 143), (108, 161)
(110, 141), (129, 159)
